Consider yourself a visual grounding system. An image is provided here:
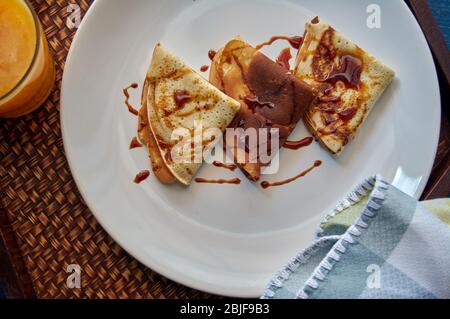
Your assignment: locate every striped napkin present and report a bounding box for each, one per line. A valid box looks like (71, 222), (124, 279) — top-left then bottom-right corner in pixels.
(262, 175), (450, 299)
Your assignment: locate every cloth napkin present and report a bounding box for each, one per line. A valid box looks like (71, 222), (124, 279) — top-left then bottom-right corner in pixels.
(262, 175), (450, 299)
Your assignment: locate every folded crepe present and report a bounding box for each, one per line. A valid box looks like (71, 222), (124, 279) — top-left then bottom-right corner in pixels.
(210, 38), (316, 181)
(294, 18), (395, 154)
(138, 44), (241, 185)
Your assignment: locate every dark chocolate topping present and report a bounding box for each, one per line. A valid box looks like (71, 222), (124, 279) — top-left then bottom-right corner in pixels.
(245, 52), (315, 132)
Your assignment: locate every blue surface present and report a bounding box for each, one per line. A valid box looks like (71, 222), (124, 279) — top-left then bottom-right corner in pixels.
(429, 0), (450, 48)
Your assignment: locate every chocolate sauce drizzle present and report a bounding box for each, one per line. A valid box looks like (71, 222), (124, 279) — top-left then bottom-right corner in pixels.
(174, 90), (192, 109)
(212, 161), (238, 171)
(208, 50), (217, 61)
(129, 137), (143, 149)
(261, 160), (322, 189)
(256, 36), (303, 50)
(283, 137), (314, 150)
(195, 178), (241, 185)
(134, 170), (150, 184)
(276, 48), (292, 70)
(323, 55), (362, 88)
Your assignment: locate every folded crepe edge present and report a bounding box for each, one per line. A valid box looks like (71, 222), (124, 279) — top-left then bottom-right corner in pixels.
(295, 18), (395, 155)
(138, 77), (177, 184)
(145, 43), (241, 185)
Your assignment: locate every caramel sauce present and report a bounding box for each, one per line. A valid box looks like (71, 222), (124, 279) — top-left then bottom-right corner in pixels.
(215, 41), (316, 182)
(165, 151), (173, 163)
(287, 36), (304, 50)
(174, 90), (192, 109)
(322, 113), (337, 126)
(324, 55), (362, 88)
(317, 93), (341, 103)
(283, 137), (314, 150)
(276, 48), (292, 70)
(138, 119), (147, 132)
(261, 160), (322, 189)
(157, 140), (171, 151)
(123, 83), (139, 116)
(312, 29), (337, 82)
(134, 170), (150, 184)
(338, 107), (357, 122)
(195, 178), (241, 185)
(208, 50), (217, 61)
(129, 137), (143, 149)
(213, 161), (238, 171)
(310, 27), (364, 145)
(156, 139), (174, 163)
(317, 83), (334, 96)
(256, 36), (304, 50)
(200, 65), (209, 72)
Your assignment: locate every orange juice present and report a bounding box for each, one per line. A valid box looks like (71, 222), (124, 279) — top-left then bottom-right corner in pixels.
(0, 0), (55, 118)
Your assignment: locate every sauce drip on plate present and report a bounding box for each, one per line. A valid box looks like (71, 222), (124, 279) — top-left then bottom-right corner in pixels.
(256, 36), (303, 50)
(195, 178), (241, 185)
(276, 48), (292, 70)
(123, 83), (139, 116)
(129, 137), (143, 149)
(283, 137), (314, 150)
(213, 161), (238, 171)
(134, 170), (150, 184)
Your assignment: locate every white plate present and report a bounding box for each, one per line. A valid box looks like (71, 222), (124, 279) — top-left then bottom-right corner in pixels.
(61, 0), (440, 297)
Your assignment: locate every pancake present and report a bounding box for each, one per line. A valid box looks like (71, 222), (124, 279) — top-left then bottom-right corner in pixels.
(210, 38), (316, 181)
(145, 44), (241, 185)
(294, 18), (395, 154)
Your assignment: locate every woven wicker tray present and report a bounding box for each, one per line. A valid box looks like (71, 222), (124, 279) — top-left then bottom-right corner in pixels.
(0, 0), (213, 299)
(0, 0), (448, 299)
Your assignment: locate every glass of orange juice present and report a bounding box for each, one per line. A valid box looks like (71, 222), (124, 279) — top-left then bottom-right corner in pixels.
(0, 0), (55, 118)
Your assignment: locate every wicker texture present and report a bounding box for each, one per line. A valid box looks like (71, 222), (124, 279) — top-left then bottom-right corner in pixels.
(0, 0), (212, 299)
